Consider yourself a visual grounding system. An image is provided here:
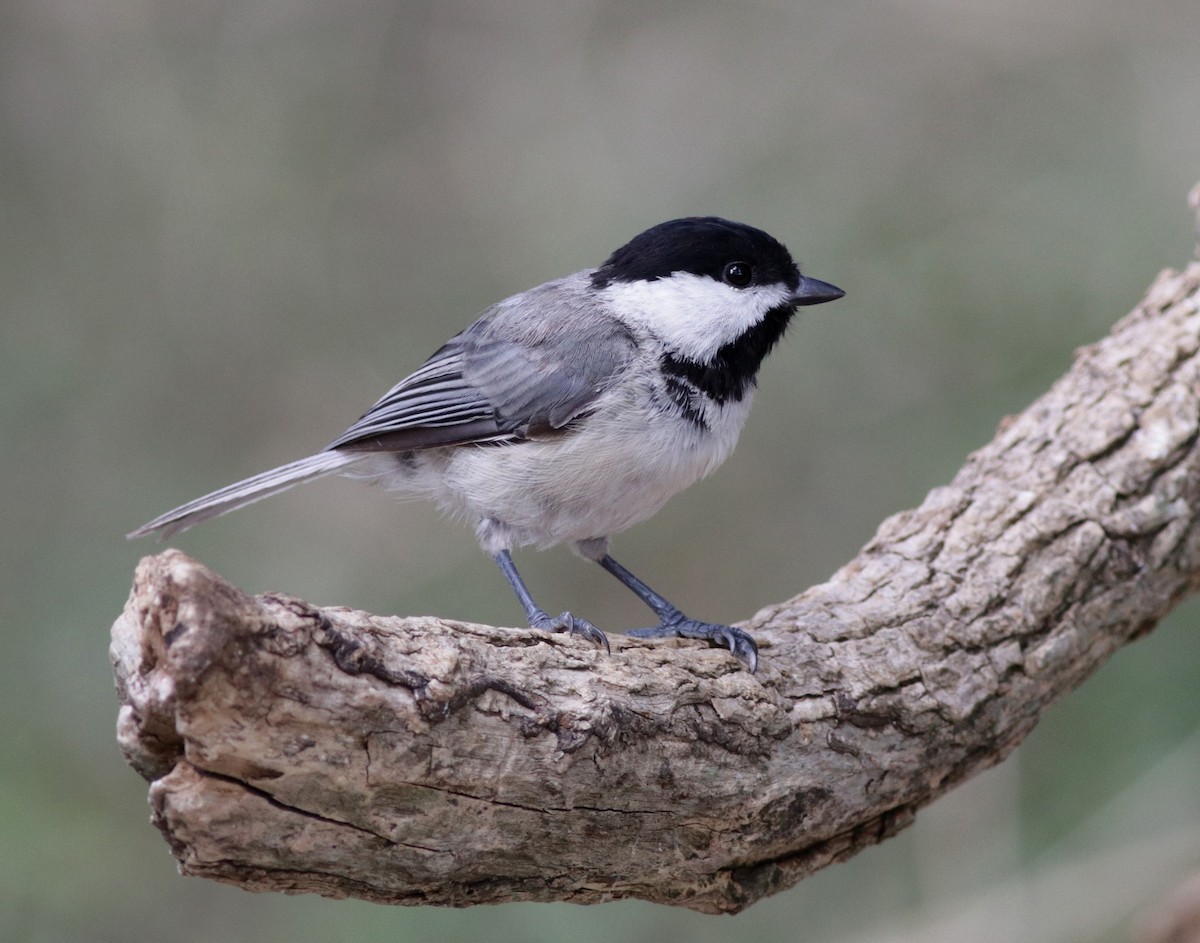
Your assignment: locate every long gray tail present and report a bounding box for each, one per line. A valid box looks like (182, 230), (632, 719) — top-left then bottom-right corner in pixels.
(127, 451), (362, 540)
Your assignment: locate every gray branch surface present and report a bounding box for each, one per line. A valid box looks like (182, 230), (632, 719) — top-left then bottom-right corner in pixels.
(113, 238), (1200, 914)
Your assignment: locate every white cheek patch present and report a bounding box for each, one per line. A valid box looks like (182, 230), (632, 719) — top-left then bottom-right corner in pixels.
(602, 274), (793, 363)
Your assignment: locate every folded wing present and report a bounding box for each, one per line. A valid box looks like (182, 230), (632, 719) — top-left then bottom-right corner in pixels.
(329, 306), (637, 452)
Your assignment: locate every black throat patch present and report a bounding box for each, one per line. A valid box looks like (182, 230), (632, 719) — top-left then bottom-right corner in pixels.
(659, 301), (796, 411)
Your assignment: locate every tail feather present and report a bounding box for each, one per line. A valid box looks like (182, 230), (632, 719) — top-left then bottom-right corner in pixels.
(127, 451), (361, 540)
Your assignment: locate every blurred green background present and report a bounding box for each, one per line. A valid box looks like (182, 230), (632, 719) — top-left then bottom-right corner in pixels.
(3, 1), (1199, 941)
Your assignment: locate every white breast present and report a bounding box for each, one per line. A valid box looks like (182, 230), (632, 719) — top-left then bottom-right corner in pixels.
(361, 381), (754, 554)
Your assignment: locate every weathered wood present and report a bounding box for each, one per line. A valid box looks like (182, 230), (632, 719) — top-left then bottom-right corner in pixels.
(113, 231), (1200, 914)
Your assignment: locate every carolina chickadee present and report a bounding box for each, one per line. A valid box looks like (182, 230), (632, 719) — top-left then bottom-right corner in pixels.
(129, 217), (844, 671)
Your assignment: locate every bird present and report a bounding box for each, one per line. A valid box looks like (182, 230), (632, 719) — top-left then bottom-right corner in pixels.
(129, 217), (844, 671)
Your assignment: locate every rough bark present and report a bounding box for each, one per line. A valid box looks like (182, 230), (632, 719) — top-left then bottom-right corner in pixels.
(112, 198), (1200, 914)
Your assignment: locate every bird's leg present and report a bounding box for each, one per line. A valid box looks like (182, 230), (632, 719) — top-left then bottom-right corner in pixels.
(492, 550), (609, 652)
(596, 554), (758, 672)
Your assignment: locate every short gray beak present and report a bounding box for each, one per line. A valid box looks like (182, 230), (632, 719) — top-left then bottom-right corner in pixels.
(792, 275), (845, 306)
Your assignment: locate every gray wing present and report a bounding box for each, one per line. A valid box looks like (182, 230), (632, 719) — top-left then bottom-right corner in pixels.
(328, 301), (637, 453)
(325, 335), (501, 451)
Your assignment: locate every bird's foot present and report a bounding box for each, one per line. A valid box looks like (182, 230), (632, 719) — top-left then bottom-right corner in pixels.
(628, 616), (758, 672)
(530, 610), (611, 654)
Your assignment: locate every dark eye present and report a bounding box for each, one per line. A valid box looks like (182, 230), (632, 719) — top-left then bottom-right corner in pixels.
(723, 261), (752, 288)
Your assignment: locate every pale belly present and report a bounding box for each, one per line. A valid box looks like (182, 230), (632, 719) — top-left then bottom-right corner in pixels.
(371, 396), (753, 553)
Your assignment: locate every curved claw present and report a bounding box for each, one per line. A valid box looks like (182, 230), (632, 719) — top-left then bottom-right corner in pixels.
(532, 610), (611, 654)
(628, 618), (758, 673)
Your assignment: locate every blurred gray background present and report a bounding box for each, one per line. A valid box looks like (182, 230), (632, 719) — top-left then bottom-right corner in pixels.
(3, 1), (1199, 941)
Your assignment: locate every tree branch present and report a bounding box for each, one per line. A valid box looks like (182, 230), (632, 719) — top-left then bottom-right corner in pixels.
(112, 194), (1200, 914)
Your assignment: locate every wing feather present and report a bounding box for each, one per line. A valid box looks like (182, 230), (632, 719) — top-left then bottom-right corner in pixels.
(326, 340), (501, 451)
(329, 284), (638, 454)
